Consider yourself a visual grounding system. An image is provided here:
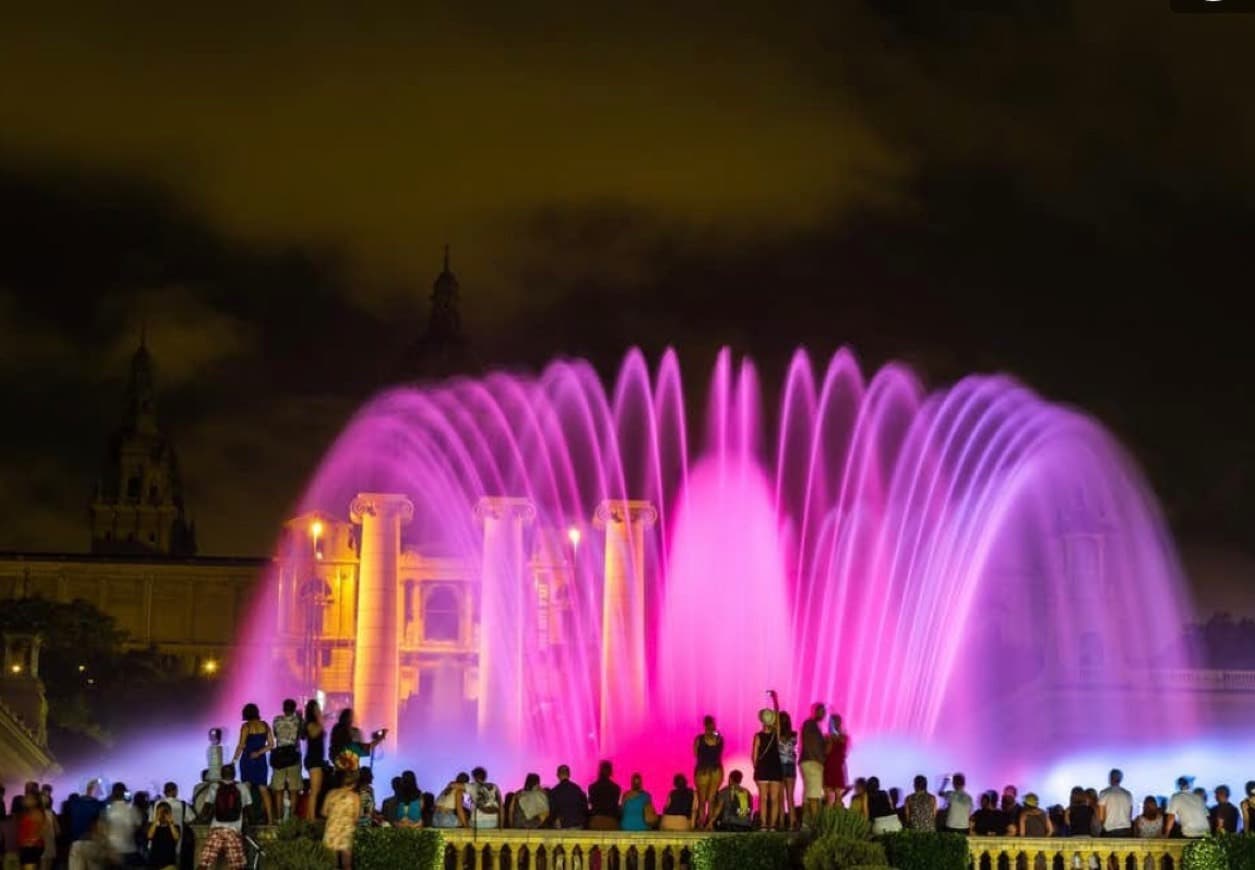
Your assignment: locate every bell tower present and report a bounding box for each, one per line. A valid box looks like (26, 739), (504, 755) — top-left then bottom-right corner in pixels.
(89, 329), (196, 555)
(407, 245), (473, 380)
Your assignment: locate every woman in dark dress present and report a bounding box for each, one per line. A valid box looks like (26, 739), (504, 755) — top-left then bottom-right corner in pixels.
(823, 713), (850, 805)
(232, 703), (274, 824)
(752, 689), (784, 830)
(304, 699), (328, 821)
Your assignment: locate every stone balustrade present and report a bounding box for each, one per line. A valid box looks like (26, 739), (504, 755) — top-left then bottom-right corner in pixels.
(968, 835), (1187, 869)
(442, 829), (709, 869)
(203, 826), (1195, 869)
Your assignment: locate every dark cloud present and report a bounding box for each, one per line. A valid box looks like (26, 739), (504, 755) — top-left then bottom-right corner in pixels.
(0, 2), (1252, 582)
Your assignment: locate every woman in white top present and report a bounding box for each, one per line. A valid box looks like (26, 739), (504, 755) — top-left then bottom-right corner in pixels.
(1134, 796), (1165, 837)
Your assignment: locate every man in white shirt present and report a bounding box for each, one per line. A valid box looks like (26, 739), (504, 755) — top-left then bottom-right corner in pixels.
(940, 773), (973, 834)
(103, 783), (141, 863)
(1166, 776), (1210, 839)
(193, 763), (253, 870)
(271, 698), (304, 821)
(150, 782), (192, 830)
(1098, 768), (1134, 836)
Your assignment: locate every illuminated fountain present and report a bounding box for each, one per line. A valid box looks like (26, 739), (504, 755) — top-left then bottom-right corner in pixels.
(228, 347), (1198, 786)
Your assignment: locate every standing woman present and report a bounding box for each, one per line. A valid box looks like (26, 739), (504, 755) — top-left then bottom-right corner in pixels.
(17, 792), (46, 870)
(752, 689), (784, 831)
(693, 716), (724, 829)
(37, 792), (57, 870)
(823, 713), (850, 806)
(777, 711), (799, 830)
(329, 709), (354, 761)
(303, 699), (327, 821)
(322, 769), (361, 870)
(232, 703), (275, 824)
(1241, 783), (1255, 835)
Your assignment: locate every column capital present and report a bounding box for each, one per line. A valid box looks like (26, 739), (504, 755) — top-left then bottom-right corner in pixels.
(593, 499), (658, 529)
(349, 493), (415, 524)
(474, 496), (537, 524)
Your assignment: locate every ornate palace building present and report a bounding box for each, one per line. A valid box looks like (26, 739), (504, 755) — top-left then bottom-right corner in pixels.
(0, 252), (487, 777)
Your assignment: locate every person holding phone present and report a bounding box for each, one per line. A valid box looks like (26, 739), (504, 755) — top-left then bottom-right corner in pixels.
(752, 689), (784, 830)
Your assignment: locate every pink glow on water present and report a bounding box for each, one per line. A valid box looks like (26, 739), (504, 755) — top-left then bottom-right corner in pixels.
(658, 458), (794, 743)
(215, 346), (1199, 789)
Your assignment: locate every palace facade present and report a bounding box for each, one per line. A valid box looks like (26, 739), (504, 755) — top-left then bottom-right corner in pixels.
(0, 253), (481, 779)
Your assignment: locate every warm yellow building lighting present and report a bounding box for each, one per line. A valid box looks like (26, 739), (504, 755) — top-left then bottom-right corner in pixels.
(567, 526), (581, 548)
(9, 663), (22, 674)
(202, 659), (220, 675)
(311, 520), (324, 538)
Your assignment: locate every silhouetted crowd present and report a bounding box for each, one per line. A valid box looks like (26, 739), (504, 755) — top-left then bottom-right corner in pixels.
(3, 695), (1253, 870)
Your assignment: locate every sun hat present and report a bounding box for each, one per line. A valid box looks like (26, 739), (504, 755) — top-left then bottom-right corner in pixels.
(758, 708), (776, 726)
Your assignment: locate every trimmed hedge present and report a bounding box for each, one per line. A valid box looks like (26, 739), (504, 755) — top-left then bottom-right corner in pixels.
(1184, 838), (1230, 870)
(692, 832), (793, 870)
(813, 806), (872, 841)
(1183, 835), (1255, 870)
(353, 826), (445, 870)
(272, 818), (325, 841)
(803, 834), (887, 870)
(880, 830), (968, 870)
(259, 836), (336, 869)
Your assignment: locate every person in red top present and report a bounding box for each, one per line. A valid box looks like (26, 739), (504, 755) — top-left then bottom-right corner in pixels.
(17, 792), (46, 870)
(823, 713), (850, 805)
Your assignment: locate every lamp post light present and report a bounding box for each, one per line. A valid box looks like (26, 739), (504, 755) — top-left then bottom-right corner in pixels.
(311, 519), (325, 560)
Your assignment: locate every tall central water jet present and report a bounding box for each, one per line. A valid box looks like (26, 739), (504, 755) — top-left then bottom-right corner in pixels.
(230, 346), (1197, 783)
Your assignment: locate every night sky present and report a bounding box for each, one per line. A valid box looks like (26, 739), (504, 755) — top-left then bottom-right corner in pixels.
(2, 4), (1252, 612)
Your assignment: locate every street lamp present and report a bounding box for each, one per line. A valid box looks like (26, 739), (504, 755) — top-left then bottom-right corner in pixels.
(311, 519), (325, 560)
(567, 526), (581, 549)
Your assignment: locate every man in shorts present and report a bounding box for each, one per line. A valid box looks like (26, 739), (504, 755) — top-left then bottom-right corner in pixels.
(270, 698), (304, 821)
(799, 702), (827, 826)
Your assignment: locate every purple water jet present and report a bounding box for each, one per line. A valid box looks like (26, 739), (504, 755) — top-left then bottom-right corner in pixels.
(225, 346), (1197, 786)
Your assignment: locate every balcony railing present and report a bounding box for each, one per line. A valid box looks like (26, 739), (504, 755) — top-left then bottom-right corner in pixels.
(437, 831), (1190, 870)
(441, 829), (708, 869)
(216, 826), (1194, 869)
(967, 835), (1187, 868)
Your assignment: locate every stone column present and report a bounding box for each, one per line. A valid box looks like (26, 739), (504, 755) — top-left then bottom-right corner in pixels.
(349, 493), (413, 743)
(474, 497), (536, 745)
(594, 499), (657, 753)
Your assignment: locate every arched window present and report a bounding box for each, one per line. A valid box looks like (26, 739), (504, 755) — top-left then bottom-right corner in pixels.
(423, 586), (460, 642)
(299, 579), (332, 634)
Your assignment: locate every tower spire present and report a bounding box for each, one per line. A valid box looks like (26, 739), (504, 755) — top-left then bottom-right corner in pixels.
(442, 243), (450, 273)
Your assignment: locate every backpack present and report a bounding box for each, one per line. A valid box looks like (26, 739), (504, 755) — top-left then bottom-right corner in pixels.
(720, 787), (753, 829)
(473, 782), (501, 815)
(213, 782), (242, 823)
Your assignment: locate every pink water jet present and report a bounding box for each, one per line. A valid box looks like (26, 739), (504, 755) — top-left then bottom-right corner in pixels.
(225, 347), (1197, 787)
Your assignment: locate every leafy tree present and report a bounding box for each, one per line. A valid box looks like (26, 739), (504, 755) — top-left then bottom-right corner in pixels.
(0, 596), (213, 760)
